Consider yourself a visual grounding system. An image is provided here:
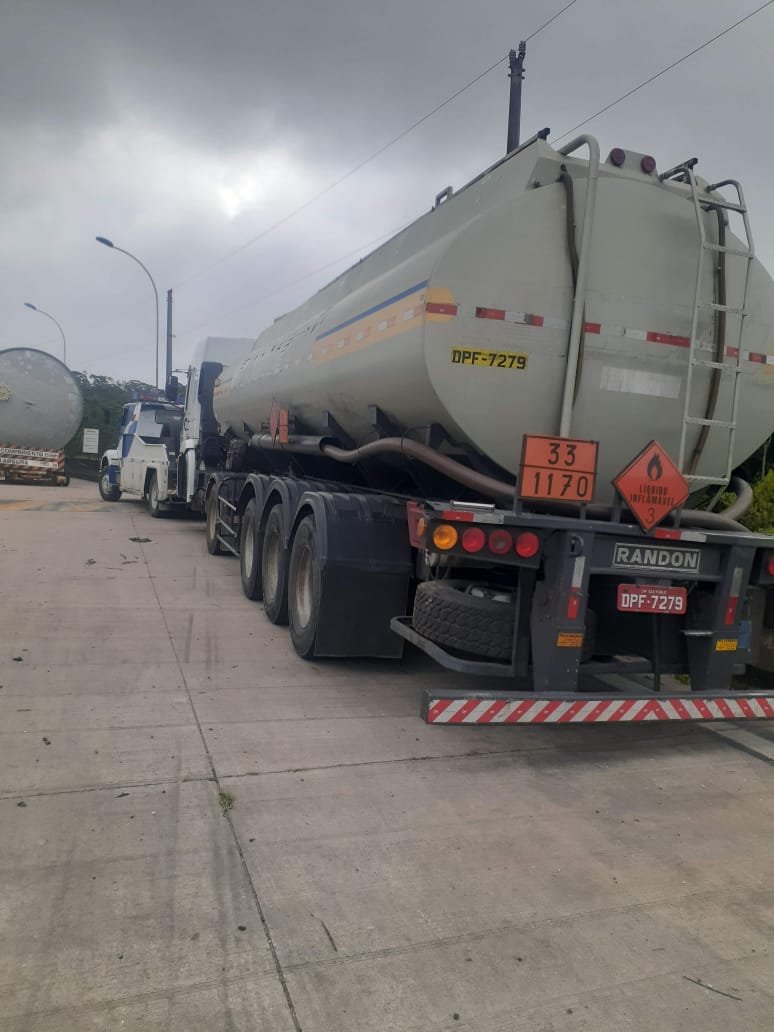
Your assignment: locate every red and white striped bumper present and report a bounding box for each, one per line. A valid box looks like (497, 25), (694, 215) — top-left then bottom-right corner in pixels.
(424, 694), (774, 724)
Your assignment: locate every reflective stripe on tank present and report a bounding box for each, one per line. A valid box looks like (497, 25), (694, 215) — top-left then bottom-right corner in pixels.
(310, 283), (774, 367)
(466, 305), (773, 365)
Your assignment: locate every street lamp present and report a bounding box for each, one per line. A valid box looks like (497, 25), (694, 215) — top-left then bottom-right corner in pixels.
(23, 302), (67, 366)
(96, 236), (160, 388)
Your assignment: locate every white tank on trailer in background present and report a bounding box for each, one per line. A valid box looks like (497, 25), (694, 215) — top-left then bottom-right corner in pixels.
(0, 347), (83, 450)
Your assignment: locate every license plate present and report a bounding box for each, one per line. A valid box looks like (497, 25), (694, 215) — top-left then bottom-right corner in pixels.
(617, 584), (687, 614)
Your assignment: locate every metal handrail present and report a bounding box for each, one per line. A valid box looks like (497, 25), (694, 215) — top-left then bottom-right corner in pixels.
(557, 135), (600, 437)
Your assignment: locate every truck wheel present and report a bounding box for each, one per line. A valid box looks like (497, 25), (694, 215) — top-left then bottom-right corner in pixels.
(99, 467), (121, 502)
(205, 489), (223, 555)
(146, 473), (162, 518)
(413, 581), (514, 660)
(261, 505), (289, 625)
(288, 516), (320, 658)
(240, 498), (263, 600)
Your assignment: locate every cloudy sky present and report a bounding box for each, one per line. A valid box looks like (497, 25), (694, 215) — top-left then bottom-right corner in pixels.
(3, 0), (774, 385)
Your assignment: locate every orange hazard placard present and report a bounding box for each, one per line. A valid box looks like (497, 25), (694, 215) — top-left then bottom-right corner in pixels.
(518, 435), (598, 503)
(613, 440), (689, 532)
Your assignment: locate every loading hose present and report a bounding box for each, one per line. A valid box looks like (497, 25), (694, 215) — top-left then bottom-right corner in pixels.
(318, 437), (753, 531)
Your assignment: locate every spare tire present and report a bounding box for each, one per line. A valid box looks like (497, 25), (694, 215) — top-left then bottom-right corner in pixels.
(412, 581), (514, 660)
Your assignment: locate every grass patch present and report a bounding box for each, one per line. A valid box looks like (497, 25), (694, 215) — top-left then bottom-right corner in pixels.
(218, 790), (234, 814)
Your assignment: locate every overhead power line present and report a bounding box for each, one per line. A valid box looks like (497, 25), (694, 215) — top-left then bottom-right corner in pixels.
(555, 0), (774, 142)
(171, 56), (507, 291)
(524, 0), (578, 42)
(172, 0), (579, 292)
(174, 220), (414, 339)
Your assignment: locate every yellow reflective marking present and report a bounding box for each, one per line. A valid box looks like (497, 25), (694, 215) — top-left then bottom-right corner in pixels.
(557, 632), (584, 648)
(715, 639), (738, 652)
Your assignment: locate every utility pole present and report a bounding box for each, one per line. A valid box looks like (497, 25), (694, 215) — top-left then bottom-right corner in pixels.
(166, 289), (173, 390)
(507, 41), (526, 154)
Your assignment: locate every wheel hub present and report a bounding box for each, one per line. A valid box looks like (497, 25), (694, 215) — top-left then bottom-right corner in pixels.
(294, 545), (313, 628)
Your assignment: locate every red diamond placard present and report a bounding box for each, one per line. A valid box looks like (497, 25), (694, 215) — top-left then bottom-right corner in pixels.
(613, 440), (689, 532)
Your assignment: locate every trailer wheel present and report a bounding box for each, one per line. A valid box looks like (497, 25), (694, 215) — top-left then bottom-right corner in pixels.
(98, 466), (121, 502)
(261, 505), (289, 625)
(413, 581), (514, 660)
(146, 472), (163, 518)
(205, 489), (223, 555)
(288, 515), (320, 658)
(240, 498), (263, 600)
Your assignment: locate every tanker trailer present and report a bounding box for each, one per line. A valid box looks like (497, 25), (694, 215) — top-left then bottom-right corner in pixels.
(0, 348), (83, 486)
(203, 132), (774, 723)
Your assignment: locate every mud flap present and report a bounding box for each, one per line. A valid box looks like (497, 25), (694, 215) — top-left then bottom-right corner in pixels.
(685, 544), (755, 692)
(296, 492), (412, 658)
(530, 530), (593, 692)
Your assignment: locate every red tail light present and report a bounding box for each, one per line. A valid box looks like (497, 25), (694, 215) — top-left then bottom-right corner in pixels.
(515, 531), (540, 558)
(767, 554), (774, 577)
(488, 529), (513, 555)
(461, 527), (486, 553)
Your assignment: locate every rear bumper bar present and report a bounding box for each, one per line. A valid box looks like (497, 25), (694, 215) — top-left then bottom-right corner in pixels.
(422, 692), (774, 724)
(391, 617), (774, 724)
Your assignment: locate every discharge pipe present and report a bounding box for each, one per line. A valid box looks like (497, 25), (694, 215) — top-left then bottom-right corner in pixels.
(251, 431), (753, 532)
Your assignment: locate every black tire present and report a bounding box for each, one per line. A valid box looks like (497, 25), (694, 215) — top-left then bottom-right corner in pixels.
(146, 472), (162, 518)
(240, 498), (263, 600)
(288, 516), (320, 659)
(261, 505), (289, 625)
(98, 466), (121, 502)
(205, 489), (224, 555)
(413, 581), (514, 660)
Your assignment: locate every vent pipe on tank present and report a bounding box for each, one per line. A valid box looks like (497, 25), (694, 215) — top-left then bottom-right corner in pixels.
(507, 42), (526, 153)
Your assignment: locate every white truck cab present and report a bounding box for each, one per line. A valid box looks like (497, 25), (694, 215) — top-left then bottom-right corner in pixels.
(99, 337), (254, 516)
(98, 398), (184, 515)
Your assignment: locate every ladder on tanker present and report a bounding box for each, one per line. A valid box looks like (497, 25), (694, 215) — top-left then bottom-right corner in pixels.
(660, 161), (755, 490)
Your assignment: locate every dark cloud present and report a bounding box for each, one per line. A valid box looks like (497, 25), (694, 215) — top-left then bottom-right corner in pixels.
(2, 0), (774, 384)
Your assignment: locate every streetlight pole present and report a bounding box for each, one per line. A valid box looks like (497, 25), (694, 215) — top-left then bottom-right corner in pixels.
(23, 303), (67, 366)
(96, 236), (160, 388)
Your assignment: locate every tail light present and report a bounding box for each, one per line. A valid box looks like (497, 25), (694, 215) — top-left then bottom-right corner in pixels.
(461, 527), (486, 553)
(609, 147), (626, 167)
(432, 524), (458, 551)
(767, 554), (774, 577)
(406, 501), (427, 547)
(488, 529), (513, 555)
(515, 531), (540, 558)
(641, 155), (656, 174)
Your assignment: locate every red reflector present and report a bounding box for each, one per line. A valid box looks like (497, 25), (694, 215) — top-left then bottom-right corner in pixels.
(767, 554), (774, 577)
(461, 527), (486, 553)
(653, 528), (681, 540)
(724, 597), (739, 626)
(646, 331), (690, 348)
(475, 306), (506, 321)
(441, 509), (475, 522)
(488, 529), (513, 555)
(567, 593), (580, 620)
(425, 301), (458, 316)
(609, 147), (626, 167)
(515, 531), (540, 558)
(641, 155), (656, 174)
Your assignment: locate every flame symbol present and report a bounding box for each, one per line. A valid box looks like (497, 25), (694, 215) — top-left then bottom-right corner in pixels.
(647, 452), (663, 481)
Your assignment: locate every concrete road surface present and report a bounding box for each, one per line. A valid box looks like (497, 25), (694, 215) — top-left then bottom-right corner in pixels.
(1, 479), (774, 1031)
